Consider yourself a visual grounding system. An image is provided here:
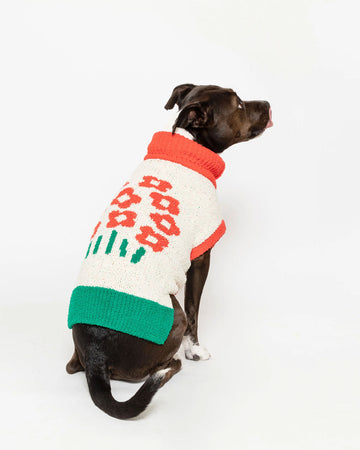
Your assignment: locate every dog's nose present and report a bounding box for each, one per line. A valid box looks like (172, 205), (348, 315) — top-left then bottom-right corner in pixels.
(266, 108), (273, 128)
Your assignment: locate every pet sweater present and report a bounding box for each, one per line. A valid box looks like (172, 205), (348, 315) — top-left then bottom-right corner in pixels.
(68, 131), (226, 344)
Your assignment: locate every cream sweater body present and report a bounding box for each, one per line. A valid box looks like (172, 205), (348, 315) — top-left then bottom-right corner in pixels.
(68, 131), (226, 344)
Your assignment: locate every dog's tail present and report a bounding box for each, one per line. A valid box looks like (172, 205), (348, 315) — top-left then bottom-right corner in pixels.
(85, 358), (166, 420)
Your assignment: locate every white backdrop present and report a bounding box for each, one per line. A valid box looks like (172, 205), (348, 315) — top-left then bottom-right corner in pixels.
(1, 1), (359, 449)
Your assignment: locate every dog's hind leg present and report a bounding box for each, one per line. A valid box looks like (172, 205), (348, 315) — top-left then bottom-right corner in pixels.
(151, 357), (182, 388)
(66, 348), (84, 374)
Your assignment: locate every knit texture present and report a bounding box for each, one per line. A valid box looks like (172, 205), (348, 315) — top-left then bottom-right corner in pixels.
(68, 131), (226, 344)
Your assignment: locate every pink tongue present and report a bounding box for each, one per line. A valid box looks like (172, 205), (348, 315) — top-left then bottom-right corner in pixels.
(266, 108), (273, 128)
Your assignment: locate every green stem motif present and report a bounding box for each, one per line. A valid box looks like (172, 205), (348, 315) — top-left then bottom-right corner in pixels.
(85, 241), (92, 258)
(131, 247), (146, 264)
(93, 235), (102, 254)
(119, 239), (128, 257)
(105, 230), (118, 254)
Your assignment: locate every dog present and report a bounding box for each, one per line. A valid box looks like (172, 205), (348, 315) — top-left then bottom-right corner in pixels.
(66, 83), (273, 419)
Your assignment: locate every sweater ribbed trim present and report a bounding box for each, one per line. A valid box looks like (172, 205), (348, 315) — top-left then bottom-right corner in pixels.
(145, 132), (225, 188)
(68, 286), (174, 345)
(191, 220), (226, 260)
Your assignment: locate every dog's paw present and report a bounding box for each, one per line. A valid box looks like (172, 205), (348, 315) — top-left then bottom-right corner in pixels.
(182, 335), (211, 361)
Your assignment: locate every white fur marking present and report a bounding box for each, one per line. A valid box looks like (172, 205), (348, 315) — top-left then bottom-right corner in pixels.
(174, 127), (195, 141)
(182, 335), (211, 360)
(154, 368), (171, 380)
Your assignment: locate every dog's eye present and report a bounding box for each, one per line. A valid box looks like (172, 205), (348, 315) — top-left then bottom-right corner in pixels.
(236, 96), (244, 109)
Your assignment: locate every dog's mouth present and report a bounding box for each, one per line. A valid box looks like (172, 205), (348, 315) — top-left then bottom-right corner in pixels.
(248, 129), (265, 140)
(251, 107), (273, 139)
(266, 108), (273, 128)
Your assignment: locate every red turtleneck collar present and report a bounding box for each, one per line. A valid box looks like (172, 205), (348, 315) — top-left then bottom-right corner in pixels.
(145, 132), (225, 188)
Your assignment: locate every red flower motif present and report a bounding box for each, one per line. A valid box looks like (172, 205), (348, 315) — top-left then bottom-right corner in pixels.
(111, 187), (141, 209)
(135, 226), (169, 252)
(106, 210), (137, 228)
(90, 221), (101, 239)
(150, 213), (180, 236)
(149, 192), (180, 215)
(139, 176), (172, 192)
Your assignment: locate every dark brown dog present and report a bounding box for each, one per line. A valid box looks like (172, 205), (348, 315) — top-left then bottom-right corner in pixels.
(66, 84), (272, 419)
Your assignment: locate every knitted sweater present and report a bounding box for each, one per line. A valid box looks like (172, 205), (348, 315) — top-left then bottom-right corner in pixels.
(68, 131), (226, 344)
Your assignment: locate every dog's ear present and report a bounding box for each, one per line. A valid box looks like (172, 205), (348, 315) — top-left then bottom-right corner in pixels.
(164, 84), (196, 110)
(172, 102), (213, 133)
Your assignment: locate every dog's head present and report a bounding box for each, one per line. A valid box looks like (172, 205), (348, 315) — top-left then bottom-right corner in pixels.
(165, 84), (273, 153)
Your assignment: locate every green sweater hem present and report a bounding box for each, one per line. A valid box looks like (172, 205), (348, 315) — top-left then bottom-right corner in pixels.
(68, 286), (174, 345)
